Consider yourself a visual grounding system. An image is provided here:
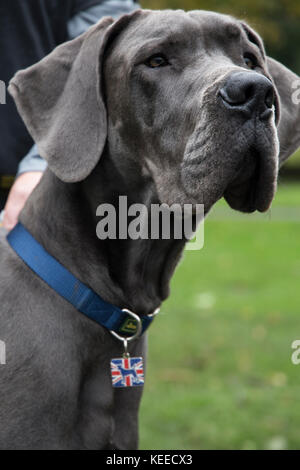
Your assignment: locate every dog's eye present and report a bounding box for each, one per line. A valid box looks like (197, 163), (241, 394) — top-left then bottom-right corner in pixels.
(243, 53), (258, 69)
(146, 55), (168, 68)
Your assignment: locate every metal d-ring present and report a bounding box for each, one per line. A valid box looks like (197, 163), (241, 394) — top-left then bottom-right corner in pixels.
(109, 306), (160, 346)
(110, 308), (142, 344)
(147, 307), (160, 318)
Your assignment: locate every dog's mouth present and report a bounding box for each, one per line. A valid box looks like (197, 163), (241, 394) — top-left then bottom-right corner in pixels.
(223, 147), (278, 213)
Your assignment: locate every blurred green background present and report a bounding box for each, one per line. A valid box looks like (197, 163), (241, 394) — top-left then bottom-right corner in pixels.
(138, 0), (300, 450)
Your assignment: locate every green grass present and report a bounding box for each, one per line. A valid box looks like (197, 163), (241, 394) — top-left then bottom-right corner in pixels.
(139, 182), (300, 450)
(273, 182), (300, 206)
(283, 149), (300, 168)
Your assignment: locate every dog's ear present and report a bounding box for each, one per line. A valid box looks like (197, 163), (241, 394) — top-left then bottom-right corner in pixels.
(8, 11), (142, 182)
(266, 57), (300, 165)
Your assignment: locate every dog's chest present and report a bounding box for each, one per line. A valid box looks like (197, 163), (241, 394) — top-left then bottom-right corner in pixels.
(76, 352), (143, 450)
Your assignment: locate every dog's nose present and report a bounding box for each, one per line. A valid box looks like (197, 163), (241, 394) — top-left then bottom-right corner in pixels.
(219, 72), (275, 119)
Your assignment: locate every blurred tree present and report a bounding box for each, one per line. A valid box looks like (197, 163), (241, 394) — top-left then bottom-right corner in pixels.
(141, 0), (300, 74)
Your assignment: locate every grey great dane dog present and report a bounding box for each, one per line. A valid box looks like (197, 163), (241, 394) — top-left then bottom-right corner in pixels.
(0, 9), (299, 449)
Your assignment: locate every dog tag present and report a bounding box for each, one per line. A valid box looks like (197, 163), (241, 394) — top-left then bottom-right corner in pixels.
(110, 356), (144, 388)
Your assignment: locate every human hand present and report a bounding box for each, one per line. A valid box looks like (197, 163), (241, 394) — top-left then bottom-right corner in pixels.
(3, 171), (43, 230)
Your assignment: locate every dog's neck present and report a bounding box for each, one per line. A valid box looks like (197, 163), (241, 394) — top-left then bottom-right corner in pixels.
(20, 151), (186, 316)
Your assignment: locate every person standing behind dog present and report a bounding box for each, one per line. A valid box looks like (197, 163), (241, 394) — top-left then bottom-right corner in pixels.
(0, 0), (139, 230)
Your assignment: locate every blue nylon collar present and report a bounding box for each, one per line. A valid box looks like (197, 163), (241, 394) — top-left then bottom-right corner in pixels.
(7, 223), (154, 337)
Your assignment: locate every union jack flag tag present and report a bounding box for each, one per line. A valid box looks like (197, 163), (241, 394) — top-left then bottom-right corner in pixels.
(110, 356), (144, 388)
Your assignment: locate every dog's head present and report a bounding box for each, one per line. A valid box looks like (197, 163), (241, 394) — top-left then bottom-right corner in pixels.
(9, 9), (300, 214)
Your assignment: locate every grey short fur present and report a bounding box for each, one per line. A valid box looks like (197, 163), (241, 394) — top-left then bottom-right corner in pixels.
(0, 9), (299, 449)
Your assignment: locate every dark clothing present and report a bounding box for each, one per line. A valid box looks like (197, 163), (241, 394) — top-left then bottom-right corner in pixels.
(0, 189), (9, 209)
(0, 0), (103, 175)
